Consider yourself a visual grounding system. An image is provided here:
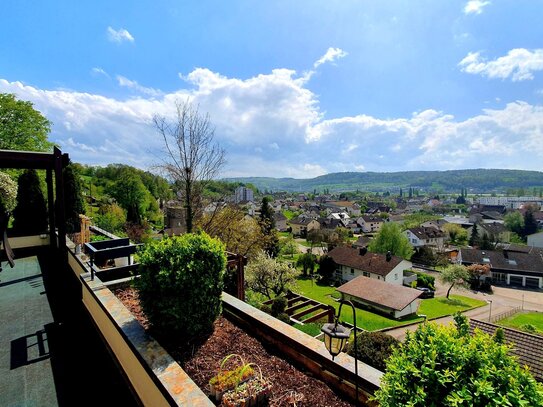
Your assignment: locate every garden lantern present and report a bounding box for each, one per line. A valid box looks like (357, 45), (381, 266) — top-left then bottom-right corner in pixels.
(321, 322), (351, 359)
(321, 299), (359, 404)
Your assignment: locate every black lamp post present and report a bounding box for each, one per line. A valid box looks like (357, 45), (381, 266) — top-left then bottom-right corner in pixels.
(321, 299), (359, 404)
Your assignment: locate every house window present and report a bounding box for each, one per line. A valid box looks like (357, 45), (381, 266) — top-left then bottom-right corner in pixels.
(395, 273), (398, 280)
(363, 271), (370, 277)
(350, 268), (354, 274)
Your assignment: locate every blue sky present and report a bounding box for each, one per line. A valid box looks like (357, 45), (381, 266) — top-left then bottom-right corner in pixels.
(2, 0), (543, 178)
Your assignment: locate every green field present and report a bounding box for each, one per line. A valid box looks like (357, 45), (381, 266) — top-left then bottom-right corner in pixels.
(498, 312), (543, 335)
(294, 278), (486, 331)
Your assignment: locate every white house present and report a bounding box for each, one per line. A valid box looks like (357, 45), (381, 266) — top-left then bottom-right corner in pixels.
(327, 246), (412, 285)
(405, 227), (446, 248)
(357, 215), (384, 233)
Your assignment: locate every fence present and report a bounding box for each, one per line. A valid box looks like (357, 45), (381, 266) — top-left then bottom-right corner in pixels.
(489, 306), (521, 323)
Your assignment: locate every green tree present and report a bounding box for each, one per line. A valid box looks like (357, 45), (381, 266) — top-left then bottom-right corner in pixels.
(469, 223), (479, 247)
(504, 211), (524, 236)
(439, 264), (470, 299)
(94, 203), (126, 233)
(280, 235), (298, 258)
(368, 222), (413, 259)
(245, 251), (298, 299)
(296, 252), (317, 276)
(443, 223), (467, 245)
(0, 172), (17, 214)
(63, 164), (86, 234)
(12, 169), (48, 234)
(111, 172), (148, 224)
(260, 196), (280, 257)
(523, 209), (538, 237)
(0, 93), (53, 152)
(375, 314), (543, 406)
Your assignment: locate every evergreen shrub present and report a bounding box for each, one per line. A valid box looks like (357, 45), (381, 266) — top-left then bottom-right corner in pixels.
(135, 232), (226, 340)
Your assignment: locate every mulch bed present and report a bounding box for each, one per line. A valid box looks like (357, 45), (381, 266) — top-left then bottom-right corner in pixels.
(114, 287), (353, 407)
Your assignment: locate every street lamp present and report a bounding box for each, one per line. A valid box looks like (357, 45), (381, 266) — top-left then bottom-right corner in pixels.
(321, 299), (359, 404)
(487, 300), (493, 322)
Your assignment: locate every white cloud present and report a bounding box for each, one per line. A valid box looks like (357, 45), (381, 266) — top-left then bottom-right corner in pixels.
(313, 47), (348, 69)
(116, 75), (162, 97)
(459, 49), (543, 81)
(463, 0), (490, 15)
(2, 58), (543, 177)
(107, 27), (134, 43)
(91, 67), (110, 78)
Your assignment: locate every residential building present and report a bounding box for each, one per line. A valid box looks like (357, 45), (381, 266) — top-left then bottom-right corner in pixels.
(466, 222), (511, 244)
(274, 212), (288, 232)
(163, 204), (186, 236)
(357, 215), (384, 233)
(337, 276), (422, 319)
(405, 227), (446, 248)
(458, 247), (543, 289)
(289, 217), (320, 237)
(477, 196), (543, 209)
(327, 246), (412, 285)
(234, 186), (254, 203)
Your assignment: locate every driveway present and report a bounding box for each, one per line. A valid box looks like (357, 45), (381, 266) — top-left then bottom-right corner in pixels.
(384, 269), (543, 341)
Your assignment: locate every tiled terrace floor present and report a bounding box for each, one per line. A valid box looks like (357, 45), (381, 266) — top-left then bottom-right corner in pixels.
(0, 247), (138, 407)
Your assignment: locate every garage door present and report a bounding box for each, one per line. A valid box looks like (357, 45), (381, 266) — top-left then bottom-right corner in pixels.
(525, 277), (541, 289)
(509, 276), (523, 286)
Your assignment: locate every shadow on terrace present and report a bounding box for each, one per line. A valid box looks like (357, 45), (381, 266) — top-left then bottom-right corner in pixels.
(0, 149), (138, 406)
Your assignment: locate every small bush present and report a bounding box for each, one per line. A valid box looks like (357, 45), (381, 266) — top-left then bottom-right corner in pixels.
(414, 271), (435, 290)
(271, 296), (287, 316)
(259, 304), (272, 314)
(276, 312), (291, 324)
(521, 324), (538, 334)
(13, 169), (47, 234)
(347, 331), (399, 372)
(135, 232), (226, 341)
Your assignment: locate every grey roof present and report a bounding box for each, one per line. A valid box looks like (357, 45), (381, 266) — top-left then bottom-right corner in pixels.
(460, 248), (543, 276)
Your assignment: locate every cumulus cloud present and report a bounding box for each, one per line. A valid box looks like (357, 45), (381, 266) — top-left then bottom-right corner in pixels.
(2, 57), (543, 177)
(107, 27), (134, 43)
(459, 49), (543, 81)
(463, 0), (490, 15)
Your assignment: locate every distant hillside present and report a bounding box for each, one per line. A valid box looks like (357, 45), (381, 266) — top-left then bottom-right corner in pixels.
(225, 169), (543, 194)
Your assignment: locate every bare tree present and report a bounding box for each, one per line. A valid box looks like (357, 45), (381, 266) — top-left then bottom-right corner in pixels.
(154, 100), (226, 233)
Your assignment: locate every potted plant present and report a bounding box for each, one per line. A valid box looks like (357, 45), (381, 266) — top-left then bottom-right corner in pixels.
(222, 363), (272, 407)
(208, 354), (256, 402)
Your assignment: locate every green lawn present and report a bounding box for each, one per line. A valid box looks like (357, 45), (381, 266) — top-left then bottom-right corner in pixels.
(278, 231), (291, 238)
(282, 210), (297, 220)
(293, 322), (323, 337)
(295, 278), (421, 331)
(497, 311), (543, 335)
(418, 295), (487, 320)
(294, 278), (486, 331)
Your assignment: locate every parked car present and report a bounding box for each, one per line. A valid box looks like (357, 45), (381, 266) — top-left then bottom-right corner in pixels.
(416, 287), (435, 298)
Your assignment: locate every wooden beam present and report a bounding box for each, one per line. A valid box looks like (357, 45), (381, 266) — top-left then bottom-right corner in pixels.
(286, 299), (317, 314)
(304, 309), (334, 324)
(46, 168), (56, 249)
(291, 304), (325, 320)
(0, 149), (55, 169)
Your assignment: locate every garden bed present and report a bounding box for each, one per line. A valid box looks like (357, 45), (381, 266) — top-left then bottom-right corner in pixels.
(115, 287), (353, 407)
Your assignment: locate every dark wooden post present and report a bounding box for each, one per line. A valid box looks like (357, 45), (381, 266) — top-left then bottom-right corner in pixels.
(46, 168), (56, 249)
(237, 254), (246, 301)
(54, 147), (67, 260)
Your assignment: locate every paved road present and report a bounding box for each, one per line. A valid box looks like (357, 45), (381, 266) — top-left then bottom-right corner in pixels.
(384, 269), (543, 341)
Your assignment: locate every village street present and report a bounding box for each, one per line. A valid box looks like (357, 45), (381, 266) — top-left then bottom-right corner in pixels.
(384, 269), (543, 341)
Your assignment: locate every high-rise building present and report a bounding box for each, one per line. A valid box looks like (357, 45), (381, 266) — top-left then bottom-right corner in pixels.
(234, 186), (254, 203)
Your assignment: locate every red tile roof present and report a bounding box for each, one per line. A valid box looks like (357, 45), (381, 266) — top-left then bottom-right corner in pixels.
(328, 246), (403, 277)
(470, 319), (543, 382)
(337, 276), (422, 311)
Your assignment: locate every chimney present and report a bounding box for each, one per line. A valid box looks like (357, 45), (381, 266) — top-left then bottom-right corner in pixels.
(386, 251), (392, 262)
(503, 249), (508, 259)
(359, 247), (367, 256)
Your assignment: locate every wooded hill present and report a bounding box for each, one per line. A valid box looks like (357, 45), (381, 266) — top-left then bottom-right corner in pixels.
(226, 169), (543, 194)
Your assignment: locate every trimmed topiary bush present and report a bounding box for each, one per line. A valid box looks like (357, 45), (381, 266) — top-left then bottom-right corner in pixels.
(135, 232), (227, 341)
(12, 169), (47, 234)
(271, 296), (287, 316)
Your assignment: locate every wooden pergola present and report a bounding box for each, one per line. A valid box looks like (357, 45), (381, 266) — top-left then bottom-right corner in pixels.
(0, 147), (69, 255)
